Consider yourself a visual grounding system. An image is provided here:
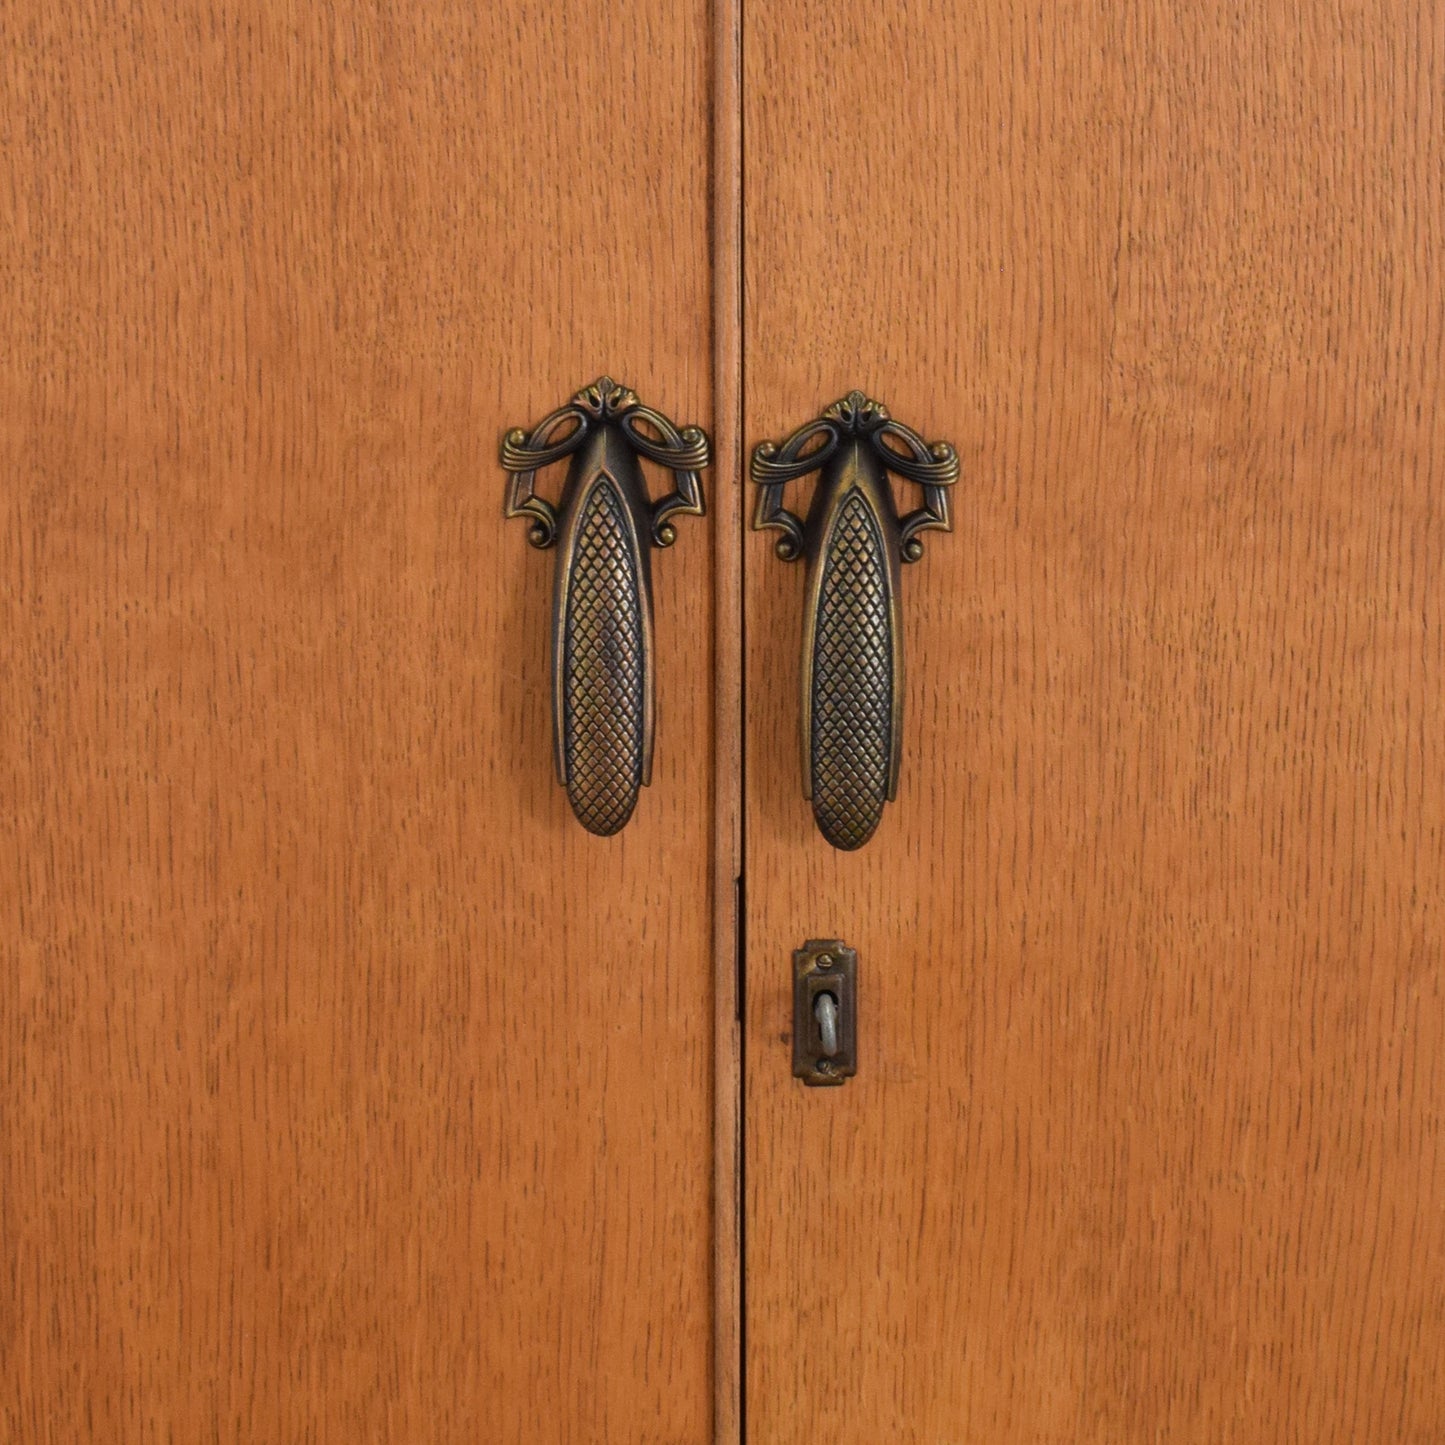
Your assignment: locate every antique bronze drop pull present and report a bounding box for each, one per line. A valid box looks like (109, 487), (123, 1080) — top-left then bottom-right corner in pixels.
(503, 378), (709, 835)
(751, 392), (957, 850)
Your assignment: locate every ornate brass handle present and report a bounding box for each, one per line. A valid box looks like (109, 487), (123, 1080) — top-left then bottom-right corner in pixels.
(751, 392), (958, 850)
(503, 378), (709, 835)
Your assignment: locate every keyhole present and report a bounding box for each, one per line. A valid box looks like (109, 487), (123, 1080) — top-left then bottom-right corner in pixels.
(814, 992), (840, 1057)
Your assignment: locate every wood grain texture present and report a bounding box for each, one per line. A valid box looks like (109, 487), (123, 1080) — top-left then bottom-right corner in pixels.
(743, 2), (1445, 1441)
(0, 3), (714, 1440)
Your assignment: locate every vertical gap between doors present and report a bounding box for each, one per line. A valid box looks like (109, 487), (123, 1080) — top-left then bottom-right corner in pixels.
(712, 0), (746, 1436)
(735, 1), (747, 1438)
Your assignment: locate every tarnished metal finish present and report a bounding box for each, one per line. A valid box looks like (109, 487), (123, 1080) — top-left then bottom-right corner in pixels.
(792, 939), (858, 1086)
(811, 492), (893, 849)
(751, 391), (958, 850)
(562, 478), (646, 834)
(503, 377), (708, 835)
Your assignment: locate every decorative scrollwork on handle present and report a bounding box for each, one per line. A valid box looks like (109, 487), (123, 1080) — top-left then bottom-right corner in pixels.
(751, 391), (958, 850)
(503, 377), (709, 836)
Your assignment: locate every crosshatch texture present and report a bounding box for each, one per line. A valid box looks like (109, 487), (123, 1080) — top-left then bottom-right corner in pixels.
(563, 480), (647, 836)
(810, 492), (893, 851)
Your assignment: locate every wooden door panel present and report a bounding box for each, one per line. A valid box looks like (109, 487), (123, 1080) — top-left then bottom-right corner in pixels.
(743, 3), (1444, 1440)
(0, 4), (714, 1440)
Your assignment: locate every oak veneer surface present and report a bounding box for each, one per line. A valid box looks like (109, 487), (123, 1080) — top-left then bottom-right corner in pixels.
(0, 2), (714, 1440)
(744, 2), (1444, 1441)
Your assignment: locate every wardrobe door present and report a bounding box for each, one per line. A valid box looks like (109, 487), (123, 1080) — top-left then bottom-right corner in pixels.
(742, 3), (1445, 1440)
(0, 3), (715, 1440)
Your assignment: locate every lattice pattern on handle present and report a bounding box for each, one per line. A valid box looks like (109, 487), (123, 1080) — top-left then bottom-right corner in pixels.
(811, 492), (893, 850)
(563, 480), (646, 836)
(502, 378), (708, 836)
(751, 391), (957, 850)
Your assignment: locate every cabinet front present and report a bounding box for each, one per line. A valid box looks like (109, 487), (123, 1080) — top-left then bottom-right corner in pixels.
(4, 2), (1444, 1442)
(0, 3), (716, 1440)
(742, 3), (1445, 1441)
